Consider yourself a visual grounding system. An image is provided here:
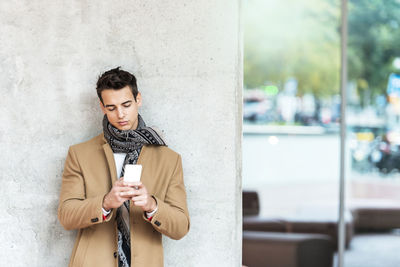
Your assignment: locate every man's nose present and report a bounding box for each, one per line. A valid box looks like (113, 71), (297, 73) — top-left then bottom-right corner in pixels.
(117, 108), (124, 118)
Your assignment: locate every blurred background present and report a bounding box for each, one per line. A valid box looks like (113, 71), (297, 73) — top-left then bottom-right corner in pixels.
(242, 0), (400, 266)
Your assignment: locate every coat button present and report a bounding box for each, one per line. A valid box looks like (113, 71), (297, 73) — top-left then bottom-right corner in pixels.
(114, 252), (117, 258)
(154, 220), (161, 226)
(91, 218), (99, 223)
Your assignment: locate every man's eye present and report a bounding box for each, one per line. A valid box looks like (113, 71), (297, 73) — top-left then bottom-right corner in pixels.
(107, 108), (115, 111)
(123, 104), (131, 108)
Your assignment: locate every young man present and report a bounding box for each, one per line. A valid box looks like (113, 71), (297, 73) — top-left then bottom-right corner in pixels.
(58, 67), (190, 267)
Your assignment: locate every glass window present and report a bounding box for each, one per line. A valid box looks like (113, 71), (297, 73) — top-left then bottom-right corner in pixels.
(242, 0), (400, 266)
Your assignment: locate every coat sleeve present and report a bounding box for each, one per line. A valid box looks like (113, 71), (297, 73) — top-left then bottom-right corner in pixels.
(144, 154), (190, 240)
(58, 146), (114, 230)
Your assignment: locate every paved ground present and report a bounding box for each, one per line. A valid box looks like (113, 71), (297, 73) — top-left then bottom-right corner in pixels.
(335, 231), (400, 267)
(243, 133), (400, 266)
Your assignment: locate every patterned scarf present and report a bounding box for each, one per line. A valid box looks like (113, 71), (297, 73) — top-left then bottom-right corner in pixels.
(103, 114), (166, 267)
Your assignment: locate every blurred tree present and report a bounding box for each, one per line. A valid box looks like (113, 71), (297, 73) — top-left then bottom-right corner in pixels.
(348, 0), (400, 106)
(244, 0), (340, 98)
(244, 0), (400, 106)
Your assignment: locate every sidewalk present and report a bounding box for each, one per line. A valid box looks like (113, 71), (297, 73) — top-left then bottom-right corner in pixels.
(243, 124), (328, 135)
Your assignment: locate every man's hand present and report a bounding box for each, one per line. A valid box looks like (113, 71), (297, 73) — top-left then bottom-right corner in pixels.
(130, 182), (157, 212)
(102, 179), (138, 210)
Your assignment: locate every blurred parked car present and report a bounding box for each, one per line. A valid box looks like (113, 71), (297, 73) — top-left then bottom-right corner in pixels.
(243, 98), (274, 123)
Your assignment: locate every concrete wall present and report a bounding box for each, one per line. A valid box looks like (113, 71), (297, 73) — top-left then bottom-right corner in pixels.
(0, 1), (242, 266)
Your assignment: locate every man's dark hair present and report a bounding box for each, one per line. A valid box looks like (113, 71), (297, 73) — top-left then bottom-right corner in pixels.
(96, 67), (138, 104)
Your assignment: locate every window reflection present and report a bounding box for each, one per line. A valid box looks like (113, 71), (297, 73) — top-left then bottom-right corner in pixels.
(242, 0), (400, 266)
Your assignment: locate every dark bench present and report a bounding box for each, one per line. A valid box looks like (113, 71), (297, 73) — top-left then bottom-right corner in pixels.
(352, 206), (400, 231)
(243, 190), (354, 249)
(243, 231), (334, 267)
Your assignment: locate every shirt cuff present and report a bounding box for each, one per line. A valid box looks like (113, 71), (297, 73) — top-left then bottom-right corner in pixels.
(145, 206), (158, 219)
(102, 207), (111, 216)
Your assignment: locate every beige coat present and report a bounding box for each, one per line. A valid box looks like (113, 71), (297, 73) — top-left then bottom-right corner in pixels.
(58, 134), (190, 267)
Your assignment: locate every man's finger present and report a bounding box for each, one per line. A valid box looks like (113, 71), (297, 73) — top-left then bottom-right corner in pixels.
(114, 179), (125, 186)
(124, 181), (143, 188)
(115, 178), (139, 187)
(118, 186), (136, 192)
(132, 200), (145, 206)
(131, 195), (146, 202)
(119, 190), (136, 197)
(131, 188), (147, 198)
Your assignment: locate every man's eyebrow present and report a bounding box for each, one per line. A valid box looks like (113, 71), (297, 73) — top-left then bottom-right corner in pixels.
(104, 100), (133, 108)
(122, 100), (133, 105)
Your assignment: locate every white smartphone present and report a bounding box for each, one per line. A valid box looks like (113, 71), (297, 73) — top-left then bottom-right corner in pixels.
(123, 164), (142, 183)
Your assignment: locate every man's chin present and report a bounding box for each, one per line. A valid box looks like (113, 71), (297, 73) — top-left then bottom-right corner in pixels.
(120, 126), (132, 131)
(112, 124), (132, 131)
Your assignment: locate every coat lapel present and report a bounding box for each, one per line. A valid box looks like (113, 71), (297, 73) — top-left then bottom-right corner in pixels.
(101, 135), (147, 184)
(102, 137), (118, 184)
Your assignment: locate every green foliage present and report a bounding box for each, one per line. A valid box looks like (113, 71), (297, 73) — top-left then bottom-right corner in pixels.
(244, 0), (340, 98)
(244, 0), (400, 105)
(348, 0), (400, 105)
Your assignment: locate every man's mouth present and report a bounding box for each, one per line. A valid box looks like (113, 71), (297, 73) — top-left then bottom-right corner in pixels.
(118, 121), (128, 126)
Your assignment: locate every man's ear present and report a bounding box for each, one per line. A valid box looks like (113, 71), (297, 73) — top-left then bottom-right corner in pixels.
(136, 92), (142, 107)
(100, 101), (106, 114)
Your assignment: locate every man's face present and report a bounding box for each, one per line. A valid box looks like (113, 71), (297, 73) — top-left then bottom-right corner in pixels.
(100, 86), (142, 131)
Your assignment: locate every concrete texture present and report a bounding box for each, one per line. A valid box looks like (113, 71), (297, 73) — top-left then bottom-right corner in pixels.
(0, 1), (242, 266)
